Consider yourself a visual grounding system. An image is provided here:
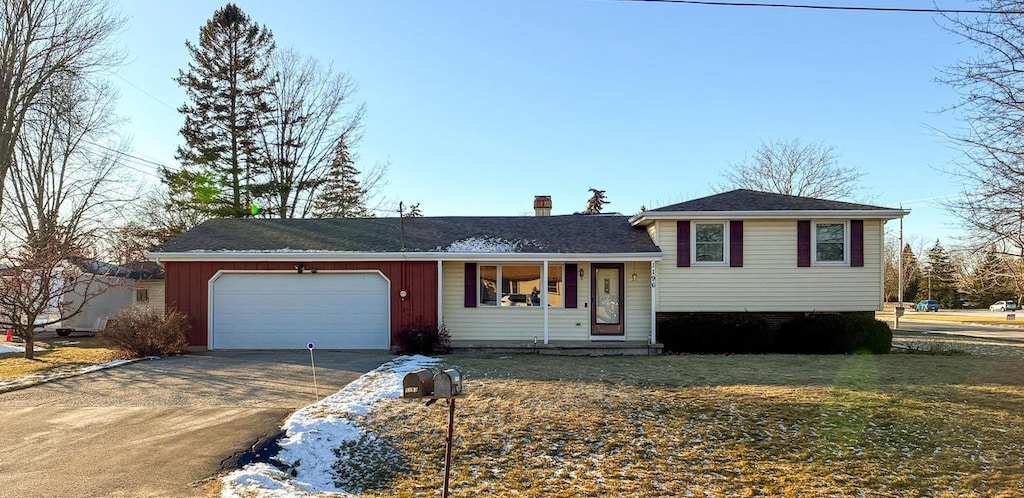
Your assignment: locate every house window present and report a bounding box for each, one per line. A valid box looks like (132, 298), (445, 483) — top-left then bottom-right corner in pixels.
(135, 289), (149, 304)
(814, 222), (847, 263)
(478, 264), (564, 307)
(693, 222), (727, 264)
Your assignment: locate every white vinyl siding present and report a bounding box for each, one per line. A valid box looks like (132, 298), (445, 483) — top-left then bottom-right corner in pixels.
(442, 261), (651, 342)
(135, 280), (165, 316)
(652, 219), (884, 312)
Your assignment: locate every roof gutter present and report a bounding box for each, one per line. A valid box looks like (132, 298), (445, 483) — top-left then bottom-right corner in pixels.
(145, 251), (663, 263)
(630, 209), (911, 226)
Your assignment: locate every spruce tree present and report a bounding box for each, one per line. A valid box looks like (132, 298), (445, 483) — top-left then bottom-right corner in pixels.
(404, 203), (423, 217)
(901, 243), (923, 302)
(583, 188), (608, 214)
(313, 142), (370, 218)
(173, 3), (275, 218)
(926, 240), (958, 307)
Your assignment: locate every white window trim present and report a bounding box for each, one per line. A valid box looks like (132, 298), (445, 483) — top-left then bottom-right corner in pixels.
(690, 221), (730, 266)
(811, 220), (849, 266)
(135, 288), (149, 303)
(477, 263), (565, 308)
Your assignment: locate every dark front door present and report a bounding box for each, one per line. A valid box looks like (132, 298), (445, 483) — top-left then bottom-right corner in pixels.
(591, 263), (624, 336)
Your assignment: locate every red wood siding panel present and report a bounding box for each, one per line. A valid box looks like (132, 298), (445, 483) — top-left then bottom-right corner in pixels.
(797, 220), (811, 267)
(565, 263), (578, 308)
(163, 260), (438, 348)
(729, 220), (743, 268)
(676, 221), (690, 267)
(850, 220), (864, 267)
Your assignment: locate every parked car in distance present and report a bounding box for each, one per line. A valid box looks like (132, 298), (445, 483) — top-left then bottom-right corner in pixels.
(915, 300), (940, 312)
(989, 300), (1018, 312)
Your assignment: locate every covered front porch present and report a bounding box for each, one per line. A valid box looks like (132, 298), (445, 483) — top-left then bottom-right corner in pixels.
(437, 258), (661, 346)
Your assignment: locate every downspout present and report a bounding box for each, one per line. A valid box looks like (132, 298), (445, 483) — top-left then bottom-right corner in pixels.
(542, 260), (549, 345)
(650, 260), (657, 345)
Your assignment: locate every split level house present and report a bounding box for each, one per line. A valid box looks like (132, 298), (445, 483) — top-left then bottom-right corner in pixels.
(148, 189), (908, 353)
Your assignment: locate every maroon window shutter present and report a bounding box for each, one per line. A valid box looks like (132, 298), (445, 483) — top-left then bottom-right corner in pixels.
(730, 220), (743, 267)
(677, 221), (690, 267)
(850, 220), (864, 267)
(464, 263), (476, 307)
(797, 220), (811, 267)
(565, 264), (578, 308)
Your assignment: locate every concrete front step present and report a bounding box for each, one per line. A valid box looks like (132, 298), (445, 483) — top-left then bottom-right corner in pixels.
(450, 340), (663, 356)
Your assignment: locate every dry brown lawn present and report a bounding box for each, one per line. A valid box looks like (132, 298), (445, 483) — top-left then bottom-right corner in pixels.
(878, 310), (1023, 326)
(0, 334), (121, 384)
(359, 344), (1024, 497)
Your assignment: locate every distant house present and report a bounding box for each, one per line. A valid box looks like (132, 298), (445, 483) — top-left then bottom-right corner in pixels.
(148, 190), (908, 352)
(1, 258), (160, 336)
(126, 261), (165, 316)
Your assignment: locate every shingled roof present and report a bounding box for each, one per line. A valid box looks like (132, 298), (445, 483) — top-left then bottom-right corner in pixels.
(153, 215), (660, 254)
(649, 189), (897, 212)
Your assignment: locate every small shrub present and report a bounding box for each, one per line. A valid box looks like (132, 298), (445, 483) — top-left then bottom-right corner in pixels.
(394, 322), (450, 355)
(777, 314), (892, 354)
(658, 313), (773, 353)
(100, 307), (191, 357)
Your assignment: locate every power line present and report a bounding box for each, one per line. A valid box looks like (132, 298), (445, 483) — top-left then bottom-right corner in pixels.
(81, 140), (170, 172)
(598, 0), (1024, 14)
(107, 71), (178, 112)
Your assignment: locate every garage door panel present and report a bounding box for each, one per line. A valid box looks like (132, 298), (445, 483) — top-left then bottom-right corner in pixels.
(211, 272), (390, 350)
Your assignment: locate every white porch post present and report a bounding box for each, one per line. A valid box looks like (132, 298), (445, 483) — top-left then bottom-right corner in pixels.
(650, 260), (657, 345)
(542, 260), (549, 345)
(437, 260), (443, 329)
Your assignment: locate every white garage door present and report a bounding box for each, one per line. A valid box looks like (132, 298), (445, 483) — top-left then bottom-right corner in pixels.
(210, 272), (390, 350)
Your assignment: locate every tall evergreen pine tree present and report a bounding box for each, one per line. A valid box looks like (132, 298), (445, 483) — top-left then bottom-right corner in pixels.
(313, 142), (370, 218)
(926, 240), (958, 307)
(173, 3), (275, 218)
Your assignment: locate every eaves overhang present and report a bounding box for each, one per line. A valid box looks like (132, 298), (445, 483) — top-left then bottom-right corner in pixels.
(629, 209), (911, 226)
(147, 251), (663, 263)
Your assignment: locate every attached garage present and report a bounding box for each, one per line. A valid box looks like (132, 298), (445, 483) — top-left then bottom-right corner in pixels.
(209, 271), (390, 350)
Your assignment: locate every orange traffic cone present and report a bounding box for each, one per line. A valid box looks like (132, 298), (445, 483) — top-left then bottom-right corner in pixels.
(4, 329), (11, 342)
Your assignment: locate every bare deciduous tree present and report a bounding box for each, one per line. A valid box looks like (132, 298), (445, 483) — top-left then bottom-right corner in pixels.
(0, 19), (128, 359)
(4, 77), (125, 253)
(939, 1), (1024, 278)
(0, 0), (124, 216)
(0, 247), (108, 359)
(253, 48), (368, 218)
(718, 139), (864, 200)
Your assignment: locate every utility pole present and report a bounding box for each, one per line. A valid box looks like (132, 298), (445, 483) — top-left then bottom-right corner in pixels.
(896, 210), (904, 329)
(928, 266), (932, 300)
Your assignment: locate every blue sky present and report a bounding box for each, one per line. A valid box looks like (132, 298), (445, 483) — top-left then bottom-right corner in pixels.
(110, 0), (977, 246)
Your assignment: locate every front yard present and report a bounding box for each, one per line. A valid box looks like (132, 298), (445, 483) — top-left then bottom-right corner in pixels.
(354, 336), (1024, 497)
(0, 334), (121, 386)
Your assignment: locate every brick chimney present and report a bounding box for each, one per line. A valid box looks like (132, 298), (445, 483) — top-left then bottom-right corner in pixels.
(533, 195), (552, 216)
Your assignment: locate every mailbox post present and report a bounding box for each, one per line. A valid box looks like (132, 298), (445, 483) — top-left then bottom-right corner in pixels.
(402, 368), (464, 498)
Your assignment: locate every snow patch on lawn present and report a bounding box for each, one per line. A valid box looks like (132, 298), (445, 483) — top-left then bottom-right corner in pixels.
(221, 354), (440, 497)
(81, 358), (139, 373)
(0, 357), (151, 392)
(0, 343), (24, 354)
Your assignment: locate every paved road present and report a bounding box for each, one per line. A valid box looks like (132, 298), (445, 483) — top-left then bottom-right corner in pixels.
(0, 351), (393, 497)
(884, 315), (1024, 342)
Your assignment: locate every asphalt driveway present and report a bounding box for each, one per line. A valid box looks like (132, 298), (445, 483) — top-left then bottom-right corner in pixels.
(0, 350), (394, 497)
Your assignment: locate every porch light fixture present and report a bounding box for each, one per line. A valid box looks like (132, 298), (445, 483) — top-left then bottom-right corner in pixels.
(578, 268), (585, 279)
(631, 273), (638, 282)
